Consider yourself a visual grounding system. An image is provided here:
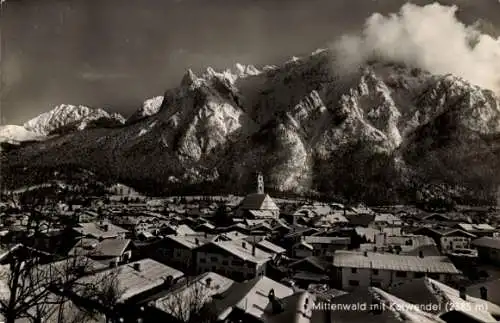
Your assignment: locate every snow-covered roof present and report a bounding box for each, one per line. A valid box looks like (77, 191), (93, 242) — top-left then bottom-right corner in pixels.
(257, 239), (286, 254)
(166, 234), (215, 250)
(458, 223), (496, 232)
(207, 240), (273, 265)
(303, 236), (350, 245)
(211, 276), (294, 321)
(239, 193), (279, 211)
(174, 224), (197, 236)
(427, 278), (500, 322)
(75, 259), (183, 303)
(73, 221), (129, 239)
(152, 272), (234, 320)
(472, 237), (500, 250)
(333, 251), (460, 274)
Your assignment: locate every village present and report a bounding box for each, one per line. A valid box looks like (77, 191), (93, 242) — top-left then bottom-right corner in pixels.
(1, 174), (500, 323)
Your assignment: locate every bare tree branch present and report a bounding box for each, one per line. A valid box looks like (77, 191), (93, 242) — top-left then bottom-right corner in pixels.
(0, 193), (123, 323)
(162, 277), (218, 323)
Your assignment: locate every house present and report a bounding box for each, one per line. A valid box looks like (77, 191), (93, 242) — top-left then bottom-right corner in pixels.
(292, 203), (336, 223)
(370, 233), (439, 254)
(316, 285), (441, 323)
(371, 213), (403, 228)
(73, 221), (129, 240)
(73, 258), (184, 305)
(354, 226), (402, 243)
(292, 236), (350, 258)
(472, 237), (500, 266)
(68, 237), (134, 265)
(195, 222), (216, 234)
(134, 217), (161, 237)
(208, 276), (296, 323)
(280, 227), (321, 246)
(254, 239), (286, 255)
(456, 223), (496, 237)
(319, 277), (500, 323)
(235, 174), (280, 219)
(145, 272), (235, 322)
(153, 233), (216, 273)
(344, 213), (376, 227)
(387, 277), (500, 323)
(195, 239), (274, 281)
(288, 256), (332, 287)
(413, 227), (476, 253)
(467, 279), (500, 307)
(246, 221), (275, 236)
(332, 250), (460, 290)
(311, 212), (349, 228)
(220, 230), (248, 241)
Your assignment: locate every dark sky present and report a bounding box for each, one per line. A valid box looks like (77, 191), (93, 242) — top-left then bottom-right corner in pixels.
(1, 0), (499, 125)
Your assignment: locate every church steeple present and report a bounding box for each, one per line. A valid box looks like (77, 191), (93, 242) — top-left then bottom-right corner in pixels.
(257, 172), (264, 194)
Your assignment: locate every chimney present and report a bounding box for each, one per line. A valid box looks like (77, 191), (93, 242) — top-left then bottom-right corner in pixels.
(418, 251), (424, 258)
(268, 289), (284, 314)
(206, 277), (212, 287)
(242, 241), (246, 249)
(195, 238), (199, 245)
(103, 224), (109, 232)
(252, 244), (256, 256)
(480, 287), (488, 300)
(109, 261), (117, 268)
(364, 251), (368, 257)
(459, 286), (467, 300)
(133, 262), (141, 271)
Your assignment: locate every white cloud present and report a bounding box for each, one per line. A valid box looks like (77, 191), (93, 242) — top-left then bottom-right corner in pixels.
(330, 2), (500, 93)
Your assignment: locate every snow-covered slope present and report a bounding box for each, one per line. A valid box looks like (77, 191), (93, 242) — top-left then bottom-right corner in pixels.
(0, 125), (42, 144)
(126, 96), (164, 123)
(4, 49), (500, 203)
(24, 104), (125, 136)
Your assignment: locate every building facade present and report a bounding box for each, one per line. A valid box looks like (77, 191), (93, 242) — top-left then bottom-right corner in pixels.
(332, 251), (460, 291)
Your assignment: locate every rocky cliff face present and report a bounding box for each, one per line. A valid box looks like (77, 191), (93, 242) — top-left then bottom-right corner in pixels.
(4, 49), (500, 204)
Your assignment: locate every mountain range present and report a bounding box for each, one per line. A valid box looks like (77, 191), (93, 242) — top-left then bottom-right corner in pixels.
(2, 49), (500, 204)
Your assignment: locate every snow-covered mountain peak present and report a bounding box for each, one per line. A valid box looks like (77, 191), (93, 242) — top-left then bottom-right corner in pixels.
(180, 69), (201, 88)
(234, 63), (261, 77)
(23, 104), (125, 136)
(202, 67), (239, 85)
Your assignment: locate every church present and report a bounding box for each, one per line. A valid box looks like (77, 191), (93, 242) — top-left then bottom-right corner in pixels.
(235, 173), (280, 219)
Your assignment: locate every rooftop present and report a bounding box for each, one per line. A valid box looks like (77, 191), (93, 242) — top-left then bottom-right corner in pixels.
(304, 236), (350, 245)
(333, 251), (460, 274)
(75, 258), (184, 302)
(210, 276), (294, 321)
(73, 221), (129, 239)
(239, 193), (279, 211)
(256, 239), (286, 254)
(166, 234), (216, 249)
(472, 237), (500, 250)
(151, 272), (234, 320)
(68, 238), (131, 258)
(208, 240), (274, 264)
(457, 223), (496, 232)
